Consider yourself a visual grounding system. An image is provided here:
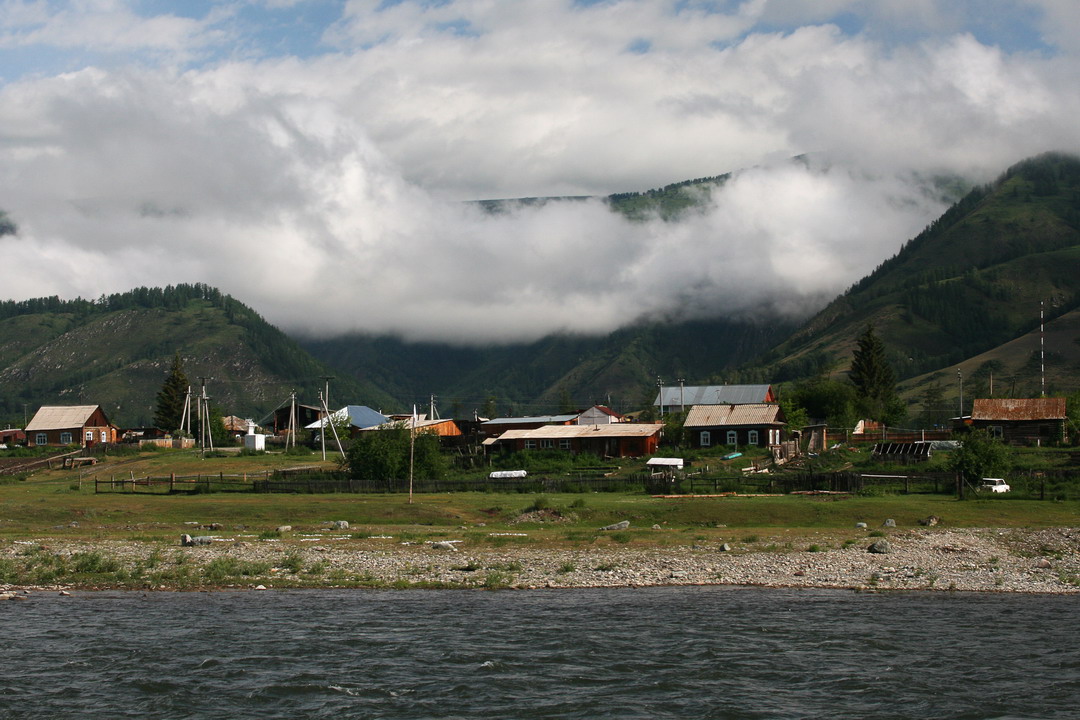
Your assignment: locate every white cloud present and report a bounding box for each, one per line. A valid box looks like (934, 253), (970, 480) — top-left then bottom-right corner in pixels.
(0, 0), (1079, 344)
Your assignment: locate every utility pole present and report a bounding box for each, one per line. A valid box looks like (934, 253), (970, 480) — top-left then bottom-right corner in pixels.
(957, 369), (963, 418)
(1041, 300), (1046, 397)
(657, 377), (664, 419)
(196, 377), (212, 454)
(678, 378), (686, 414)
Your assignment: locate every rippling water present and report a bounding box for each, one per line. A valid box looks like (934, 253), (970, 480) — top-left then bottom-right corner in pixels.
(2, 587), (1078, 718)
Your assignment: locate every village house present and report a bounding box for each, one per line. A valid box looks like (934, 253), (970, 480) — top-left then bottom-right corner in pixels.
(366, 416), (464, 438)
(683, 403), (786, 449)
(305, 405), (389, 438)
(653, 384), (776, 415)
(575, 405), (624, 425)
(24, 405), (118, 447)
(485, 423), (663, 458)
(0, 428), (26, 446)
(480, 414), (578, 439)
(967, 398), (1068, 446)
(265, 402), (325, 437)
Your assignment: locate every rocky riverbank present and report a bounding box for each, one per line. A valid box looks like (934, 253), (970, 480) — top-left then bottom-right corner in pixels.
(3, 526), (1080, 594)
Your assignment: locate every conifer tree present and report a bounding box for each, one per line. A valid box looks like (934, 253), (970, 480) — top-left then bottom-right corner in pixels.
(848, 325), (902, 423)
(154, 353), (189, 431)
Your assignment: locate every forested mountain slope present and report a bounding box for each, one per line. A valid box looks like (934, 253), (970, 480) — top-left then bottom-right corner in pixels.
(755, 152), (1080, 396)
(0, 285), (387, 427)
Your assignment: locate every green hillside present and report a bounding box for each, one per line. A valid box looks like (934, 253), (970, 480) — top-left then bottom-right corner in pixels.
(757, 152), (1080, 399)
(0, 284), (390, 427)
(300, 317), (794, 418)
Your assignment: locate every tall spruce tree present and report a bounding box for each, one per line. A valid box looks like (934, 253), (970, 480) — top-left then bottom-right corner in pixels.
(848, 325), (902, 424)
(154, 353), (189, 431)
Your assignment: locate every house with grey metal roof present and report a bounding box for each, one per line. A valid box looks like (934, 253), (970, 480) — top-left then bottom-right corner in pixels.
(653, 384), (775, 414)
(305, 406), (389, 437)
(480, 414), (578, 438)
(683, 403), (785, 449)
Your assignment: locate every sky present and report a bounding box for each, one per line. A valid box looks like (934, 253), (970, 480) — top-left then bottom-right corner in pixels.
(1, 0), (1079, 344)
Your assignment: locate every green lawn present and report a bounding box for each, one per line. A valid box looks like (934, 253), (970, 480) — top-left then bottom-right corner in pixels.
(2, 446), (1077, 546)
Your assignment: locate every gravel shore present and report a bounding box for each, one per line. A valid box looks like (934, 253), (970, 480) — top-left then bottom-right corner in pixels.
(4, 527), (1080, 594)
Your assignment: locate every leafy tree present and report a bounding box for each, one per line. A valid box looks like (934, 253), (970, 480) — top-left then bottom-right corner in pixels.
(788, 377), (858, 430)
(662, 410), (688, 448)
(848, 325), (901, 424)
(948, 429), (1012, 488)
(344, 423), (446, 483)
(481, 396), (499, 420)
(153, 353), (189, 431)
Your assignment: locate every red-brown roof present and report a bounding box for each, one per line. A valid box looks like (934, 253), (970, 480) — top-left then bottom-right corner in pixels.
(970, 398), (1066, 421)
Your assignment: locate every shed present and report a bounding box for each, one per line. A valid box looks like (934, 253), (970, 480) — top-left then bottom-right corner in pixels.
(968, 398), (1067, 446)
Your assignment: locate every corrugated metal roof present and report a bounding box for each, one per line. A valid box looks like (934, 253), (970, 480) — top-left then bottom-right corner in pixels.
(971, 398), (1066, 421)
(495, 424), (663, 440)
(305, 405), (388, 430)
(683, 404), (783, 428)
(654, 385), (771, 407)
(25, 405), (101, 431)
(481, 415), (578, 427)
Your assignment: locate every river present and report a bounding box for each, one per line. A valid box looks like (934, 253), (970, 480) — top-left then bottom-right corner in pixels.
(2, 587), (1077, 718)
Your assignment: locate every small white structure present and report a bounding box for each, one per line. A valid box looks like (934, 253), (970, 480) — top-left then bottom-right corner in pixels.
(243, 419), (266, 451)
(489, 470), (528, 479)
(646, 458), (684, 471)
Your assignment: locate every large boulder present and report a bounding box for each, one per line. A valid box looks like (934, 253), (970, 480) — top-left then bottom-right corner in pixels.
(600, 521), (630, 531)
(867, 539), (892, 554)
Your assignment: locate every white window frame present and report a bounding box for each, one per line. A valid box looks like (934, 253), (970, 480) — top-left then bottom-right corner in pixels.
(85, 430), (93, 442)
(700, 431), (711, 447)
(35, 433), (47, 446)
(748, 430), (759, 446)
(540, 439), (554, 449)
(726, 430), (738, 446)
(60, 432), (72, 444)
(524, 439), (537, 449)
(101, 431), (108, 443)
(559, 438), (571, 450)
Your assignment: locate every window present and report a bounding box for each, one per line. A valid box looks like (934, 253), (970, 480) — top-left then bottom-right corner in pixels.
(747, 430), (759, 446)
(700, 431), (711, 447)
(101, 431), (108, 443)
(990, 425), (1003, 439)
(60, 432), (72, 444)
(540, 439), (554, 449)
(524, 440), (537, 449)
(726, 430), (738, 446)
(85, 431), (93, 442)
(35, 433), (47, 446)
(559, 439), (571, 450)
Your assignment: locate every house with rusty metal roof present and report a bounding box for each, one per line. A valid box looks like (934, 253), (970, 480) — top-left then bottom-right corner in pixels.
(967, 398), (1067, 446)
(25, 405), (117, 447)
(683, 403), (786, 449)
(653, 384), (775, 415)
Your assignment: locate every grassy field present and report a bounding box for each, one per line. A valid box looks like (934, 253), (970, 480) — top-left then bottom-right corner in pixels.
(2, 447), (1077, 549)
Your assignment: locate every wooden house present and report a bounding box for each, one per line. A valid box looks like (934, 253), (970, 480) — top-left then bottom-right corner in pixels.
(25, 405), (117, 447)
(480, 414), (578, 439)
(0, 428), (25, 446)
(306, 405), (389, 438)
(576, 405), (624, 425)
(267, 403), (324, 436)
(485, 423), (663, 458)
(683, 404), (785, 449)
(968, 398), (1067, 446)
